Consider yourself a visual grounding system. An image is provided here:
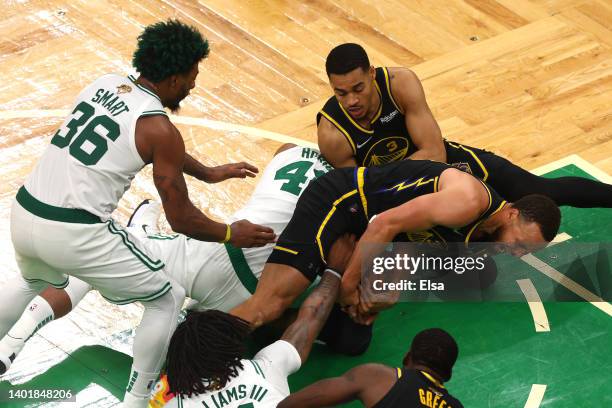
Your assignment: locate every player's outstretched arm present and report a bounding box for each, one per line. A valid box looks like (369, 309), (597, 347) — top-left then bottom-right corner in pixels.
(340, 169), (488, 306)
(388, 68), (446, 163)
(183, 152), (260, 183)
(317, 116), (358, 168)
(278, 364), (374, 408)
(281, 234), (355, 362)
(135, 115), (275, 247)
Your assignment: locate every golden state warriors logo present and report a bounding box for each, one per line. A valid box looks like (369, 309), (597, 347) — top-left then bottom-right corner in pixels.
(117, 84), (132, 94)
(365, 136), (409, 166)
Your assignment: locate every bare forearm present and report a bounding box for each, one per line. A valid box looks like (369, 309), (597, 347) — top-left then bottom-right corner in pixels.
(279, 377), (357, 408)
(407, 142), (446, 162)
(342, 224), (397, 293)
(282, 271), (341, 362)
(173, 204), (227, 242)
(183, 152), (214, 182)
(154, 172), (227, 242)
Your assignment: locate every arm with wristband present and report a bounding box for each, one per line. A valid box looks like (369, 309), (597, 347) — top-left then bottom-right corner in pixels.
(281, 234), (356, 363)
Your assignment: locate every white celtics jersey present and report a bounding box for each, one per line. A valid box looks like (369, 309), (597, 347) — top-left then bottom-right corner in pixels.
(25, 74), (167, 219)
(230, 145), (333, 277)
(159, 340), (301, 408)
(145, 146), (332, 310)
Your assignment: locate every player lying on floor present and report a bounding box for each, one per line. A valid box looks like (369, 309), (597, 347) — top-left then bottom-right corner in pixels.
(0, 144), (371, 376)
(278, 328), (464, 408)
(231, 158), (561, 328)
(161, 234), (355, 408)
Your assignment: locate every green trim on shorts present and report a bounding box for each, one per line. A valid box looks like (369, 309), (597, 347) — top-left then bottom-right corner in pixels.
(102, 282), (172, 305)
(24, 276), (69, 289)
(178, 395), (183, 408)
(107, 220), (165, 271)
(146, 233), (180, 240)
(224, 244), (259, 294)
(16, 187), (102, 224)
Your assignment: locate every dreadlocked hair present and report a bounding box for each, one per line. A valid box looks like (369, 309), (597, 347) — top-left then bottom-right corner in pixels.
(132, 19), (209, 83)
(165, 310), (251, 398)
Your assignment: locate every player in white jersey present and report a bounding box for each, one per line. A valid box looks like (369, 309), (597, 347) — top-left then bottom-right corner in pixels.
(0, 20), (275, 407)
(0, 144), (333, 375)
(161, 234), (356, 408)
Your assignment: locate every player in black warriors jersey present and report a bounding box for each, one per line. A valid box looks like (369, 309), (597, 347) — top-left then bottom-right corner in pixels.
(279, 328), (463, 408)
(317, 43), (612, 208)
(231, 159), (561, 332)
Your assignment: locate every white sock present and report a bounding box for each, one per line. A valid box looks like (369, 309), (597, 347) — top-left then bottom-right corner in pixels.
(0, 295), (54, 356)
(0, 277), (46, 341)
(123, 284), (185, 404)
(64, 278), (92, 309)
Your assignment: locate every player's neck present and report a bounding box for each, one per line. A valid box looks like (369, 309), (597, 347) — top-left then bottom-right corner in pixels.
(471, 212), (503, 240)
(135, 76), (162, 99)
(410, 364), (445, 385)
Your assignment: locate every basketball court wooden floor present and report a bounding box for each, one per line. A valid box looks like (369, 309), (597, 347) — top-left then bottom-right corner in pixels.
(0, 0), (611, 407)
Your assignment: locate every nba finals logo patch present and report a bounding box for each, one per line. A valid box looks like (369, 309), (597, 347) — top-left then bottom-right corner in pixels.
(148, 374), (175, 407)
(117, 84), (132, 94)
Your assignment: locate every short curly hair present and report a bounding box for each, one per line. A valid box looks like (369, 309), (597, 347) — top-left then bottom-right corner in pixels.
(132, 19), (210, 82)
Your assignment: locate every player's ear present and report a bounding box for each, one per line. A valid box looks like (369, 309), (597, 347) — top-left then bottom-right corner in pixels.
(369, 65), (376, 80)
(507, 206), (520, 222)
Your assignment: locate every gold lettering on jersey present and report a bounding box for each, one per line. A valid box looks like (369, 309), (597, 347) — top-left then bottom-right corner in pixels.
(419, 387), (451, 407)
(117, 84), (132, 94)
(91, 88), (130, 117)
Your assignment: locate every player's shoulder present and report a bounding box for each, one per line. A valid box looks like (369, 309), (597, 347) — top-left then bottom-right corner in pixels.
(386, 67), (422, 104)
(349, 363), (395, 379)
(253, 340), (302, 375)
(386, 67), (420, 83)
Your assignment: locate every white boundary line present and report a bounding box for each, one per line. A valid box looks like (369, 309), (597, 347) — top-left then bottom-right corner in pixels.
(516, 279), (550, 332)
(2, 110), (610, 177)
(524, 384), (547, 408)
(521, 253), (612, 317)
(531, 154), (612, 183)
(3, 109), (611, 317)
(0, 109), (318, 149)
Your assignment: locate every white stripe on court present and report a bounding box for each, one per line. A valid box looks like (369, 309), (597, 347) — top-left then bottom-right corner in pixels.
(524, 384), (547, 408)
(0, 109), (318, 149)
(521, 253), (612, 317)
(549, 232), (572, 246)
(531, 154), (612, 183)
(516, 279), (550, 332)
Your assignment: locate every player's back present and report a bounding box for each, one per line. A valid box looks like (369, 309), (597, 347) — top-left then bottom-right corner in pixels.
(229, 145), (333, 277)
(165, 340), (301, 408)
(150, 146), (333, 309)
(25, 73), (166, 219)
(372, 368), (463, 408)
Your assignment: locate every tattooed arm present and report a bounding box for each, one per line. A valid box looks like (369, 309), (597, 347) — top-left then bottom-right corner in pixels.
(134, 115), (275, 246)
(281, 234), (355, 362)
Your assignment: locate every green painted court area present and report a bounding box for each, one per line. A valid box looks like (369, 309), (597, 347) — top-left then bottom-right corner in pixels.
(1, 163), (611, 407)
